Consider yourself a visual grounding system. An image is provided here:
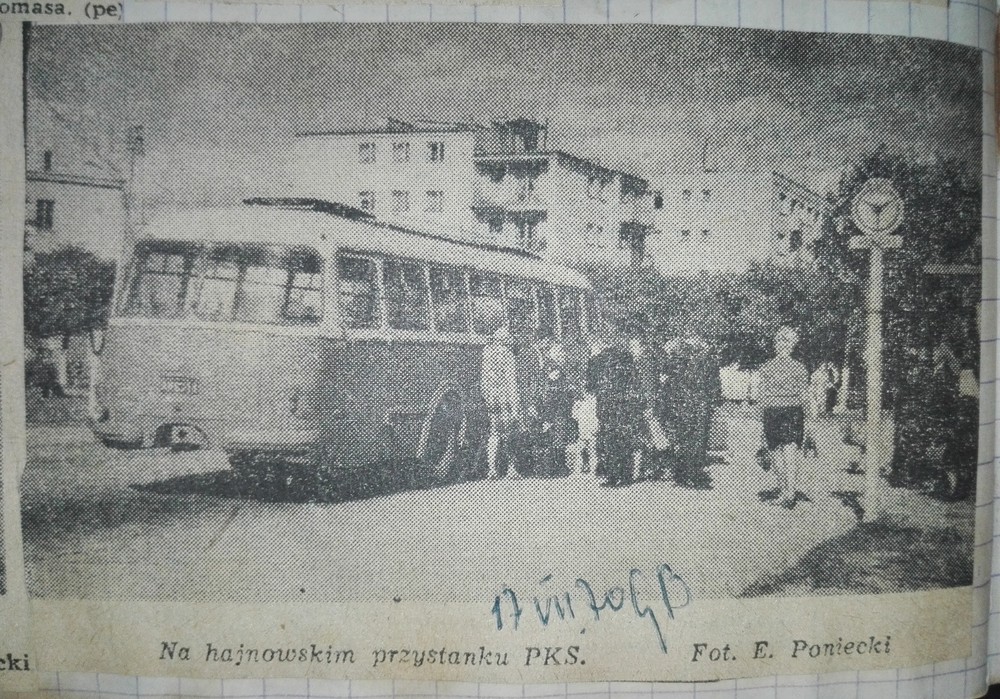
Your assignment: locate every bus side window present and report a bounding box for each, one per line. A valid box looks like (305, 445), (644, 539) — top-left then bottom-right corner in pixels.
(237, 262), (293, 325)
(283, 249), (324, 323)
(384, 258), (430, 331)
(537, 284), (559, 339)
(470, 272), (505, 335)
(506, 278), (535, 341)
(558, 287), (582, 339)
(430, 266), (469, 333)
(337, 255), (381, 329)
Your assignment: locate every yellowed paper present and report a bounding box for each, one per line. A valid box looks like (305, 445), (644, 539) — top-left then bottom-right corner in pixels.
(0, 7), (992, 691)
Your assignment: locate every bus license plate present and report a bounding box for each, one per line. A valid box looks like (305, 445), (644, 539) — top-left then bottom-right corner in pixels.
(161, 376), (199, 395)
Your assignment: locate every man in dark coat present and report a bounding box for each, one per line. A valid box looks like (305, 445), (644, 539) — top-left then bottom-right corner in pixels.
(586, 322), (646, 487)
(658, 335), (721, 489)
(534, 344), (578, 478)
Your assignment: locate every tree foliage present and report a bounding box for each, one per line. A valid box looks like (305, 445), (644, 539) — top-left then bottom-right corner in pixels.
(24, 246), (116, 340)
(585, 148), (979, 380)
(817, 149), (981, 389)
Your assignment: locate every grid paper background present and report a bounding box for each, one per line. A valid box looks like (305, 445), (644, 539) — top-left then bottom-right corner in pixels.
(17, 0), (998, 697)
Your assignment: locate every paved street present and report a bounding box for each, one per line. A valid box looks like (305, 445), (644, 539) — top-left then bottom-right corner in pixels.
(20, 415), (973, 602)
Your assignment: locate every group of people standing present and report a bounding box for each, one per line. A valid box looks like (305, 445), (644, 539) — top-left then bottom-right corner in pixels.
(478, 316), (732, 491)
(479, 325), (581, 481)
(582, 320), (721, 489)
(479, 316), (814, 508)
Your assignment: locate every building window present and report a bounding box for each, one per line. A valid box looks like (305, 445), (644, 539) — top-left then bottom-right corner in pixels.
(428, 142), (445, 163)
(35, 199), (54, 229)
(359, 142), (376, 164)
(587, 177), (611, 202)
(392, 142), (410, 164)
(391, 190), (410, 212)
(359, 191), (376, 211)
(517, 178), (536, 201)
(517, 221), (538, 250)
(425, 190), (444, 213)
(653, 191), (663, 209)
(43, 150), (52, 172)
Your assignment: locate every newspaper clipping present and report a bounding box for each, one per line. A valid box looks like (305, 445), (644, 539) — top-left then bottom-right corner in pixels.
(0, 16), (988, 684)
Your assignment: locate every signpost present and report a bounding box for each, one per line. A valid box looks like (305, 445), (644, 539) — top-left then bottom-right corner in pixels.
(848, 178), (904, 522)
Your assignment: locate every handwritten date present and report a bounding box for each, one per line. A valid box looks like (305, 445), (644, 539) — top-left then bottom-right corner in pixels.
(491, 564), (692, 654)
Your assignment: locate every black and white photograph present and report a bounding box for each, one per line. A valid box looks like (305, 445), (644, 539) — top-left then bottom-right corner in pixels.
(20, 22), (982, 605)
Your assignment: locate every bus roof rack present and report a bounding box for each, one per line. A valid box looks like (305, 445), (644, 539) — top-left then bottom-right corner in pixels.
(243, 197), (375, 221)
(242, 196), (543, 261)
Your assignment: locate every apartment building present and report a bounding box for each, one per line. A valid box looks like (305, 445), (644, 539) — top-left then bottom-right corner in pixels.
(649, 169), (828, 275)
(25, 147), (127, 260)
(287, 118), (654, 267)
(288, 119), (481, 240)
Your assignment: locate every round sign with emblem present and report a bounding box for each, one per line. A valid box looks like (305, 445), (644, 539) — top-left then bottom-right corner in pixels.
(850, 178), (904, 235)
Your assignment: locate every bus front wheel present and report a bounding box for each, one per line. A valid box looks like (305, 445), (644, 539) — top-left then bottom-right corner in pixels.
(417, 391), (466, 486)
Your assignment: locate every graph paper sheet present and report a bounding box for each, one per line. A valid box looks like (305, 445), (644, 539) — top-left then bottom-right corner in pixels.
(0, 0), (995, 697)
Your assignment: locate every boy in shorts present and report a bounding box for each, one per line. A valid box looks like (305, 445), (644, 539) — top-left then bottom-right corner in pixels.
(758, 326), (809, 508)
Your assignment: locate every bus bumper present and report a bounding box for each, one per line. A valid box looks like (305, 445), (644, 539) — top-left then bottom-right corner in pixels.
(91, 418), (320, 457)
(224, 429), (320, 452)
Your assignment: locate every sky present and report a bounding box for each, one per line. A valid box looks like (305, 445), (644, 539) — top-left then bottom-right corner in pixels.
(25, 23), (982, 206)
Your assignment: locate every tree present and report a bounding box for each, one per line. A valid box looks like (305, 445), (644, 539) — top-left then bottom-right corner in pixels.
(814, 149), (981, 398)
(23, 246), (116, 341)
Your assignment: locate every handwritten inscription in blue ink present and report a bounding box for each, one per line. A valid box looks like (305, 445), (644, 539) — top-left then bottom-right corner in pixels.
(490, 564), (692, 654)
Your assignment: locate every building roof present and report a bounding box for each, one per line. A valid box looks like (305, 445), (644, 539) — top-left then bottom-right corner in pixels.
(27, 169), (125, 190)
(295, 118), (477, 138)
(135, 202), (591, 288)
(772, 171), (829, 210)
(293, 115), (650, 191)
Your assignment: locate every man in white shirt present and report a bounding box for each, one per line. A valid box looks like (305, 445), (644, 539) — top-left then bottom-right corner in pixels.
(481, 325), (522, 480)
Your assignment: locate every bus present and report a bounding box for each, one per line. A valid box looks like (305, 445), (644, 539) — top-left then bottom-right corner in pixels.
(89, 199), (597, 488)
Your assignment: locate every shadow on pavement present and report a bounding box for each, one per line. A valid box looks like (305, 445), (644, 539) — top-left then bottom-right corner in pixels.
(134, 462), (452, 506)
(740, 514), (973, 596)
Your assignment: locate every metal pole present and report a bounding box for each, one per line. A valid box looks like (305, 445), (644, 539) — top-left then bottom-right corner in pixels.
(863, 246), (885, 522)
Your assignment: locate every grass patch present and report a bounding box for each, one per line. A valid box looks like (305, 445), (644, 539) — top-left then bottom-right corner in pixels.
(741, 515), (972, 596)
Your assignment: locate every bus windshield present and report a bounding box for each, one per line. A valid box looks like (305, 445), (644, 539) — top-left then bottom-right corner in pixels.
(119, 241), (323, 326)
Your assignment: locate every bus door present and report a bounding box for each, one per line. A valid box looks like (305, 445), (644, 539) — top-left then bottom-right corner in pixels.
(333, 253), (393, 466)
(428, 265), (479, 402)
(381, 257), (436, 452)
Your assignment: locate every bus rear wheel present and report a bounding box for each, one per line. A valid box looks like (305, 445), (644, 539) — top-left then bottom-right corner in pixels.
(418, 391), (466, 487)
